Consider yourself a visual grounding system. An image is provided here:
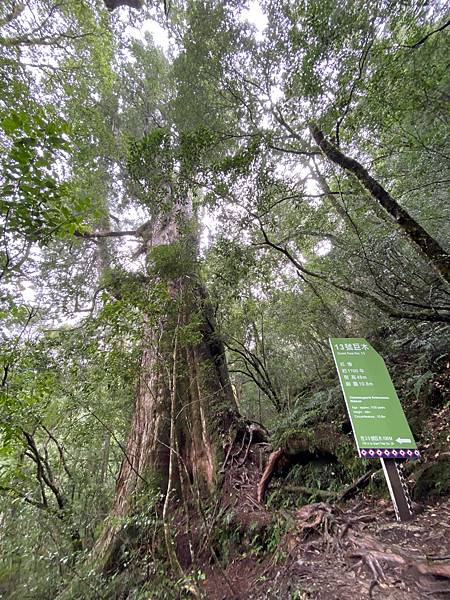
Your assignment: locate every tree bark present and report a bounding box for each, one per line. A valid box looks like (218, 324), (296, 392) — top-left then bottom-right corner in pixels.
(310, 124), (450, 284)
(94, 201), (240, 567)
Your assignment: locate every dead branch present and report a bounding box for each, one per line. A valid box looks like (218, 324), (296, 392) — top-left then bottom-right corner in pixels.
(338, 469), (380, 502)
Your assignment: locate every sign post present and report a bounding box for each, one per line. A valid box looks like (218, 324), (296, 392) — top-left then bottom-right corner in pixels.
(330, 338), (419, 522)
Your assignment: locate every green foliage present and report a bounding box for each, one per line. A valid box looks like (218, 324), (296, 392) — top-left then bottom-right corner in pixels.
(0, 108), (87, 240)
(148, 241), (195, 280)
(413, 457), (450, 501)
(0, 1), (449, 597)
(178, 126), (218, 175)
(210, 509), (289, 566)
(272, 388), (343, 439)
(127, 127), (172, 183)
(413, 370), (434, 401)
(213, 134), (263, 176)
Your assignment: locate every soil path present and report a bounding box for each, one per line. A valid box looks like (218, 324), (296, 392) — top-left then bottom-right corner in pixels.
(203, 498), (450, 599)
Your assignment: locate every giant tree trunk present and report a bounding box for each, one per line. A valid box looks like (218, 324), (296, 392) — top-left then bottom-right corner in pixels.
(95, 201), (240, 566)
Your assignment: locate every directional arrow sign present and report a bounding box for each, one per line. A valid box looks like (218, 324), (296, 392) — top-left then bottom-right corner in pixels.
(330, 338), (420, 460)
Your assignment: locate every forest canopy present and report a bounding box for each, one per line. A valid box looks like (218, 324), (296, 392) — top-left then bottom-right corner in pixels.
(0, 1), (449, 598)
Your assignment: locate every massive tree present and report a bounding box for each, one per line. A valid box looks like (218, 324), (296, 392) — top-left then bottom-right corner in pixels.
(1, 1), (449, 597)
(1, 5), (248, 571)
(93, 192), (241, 567)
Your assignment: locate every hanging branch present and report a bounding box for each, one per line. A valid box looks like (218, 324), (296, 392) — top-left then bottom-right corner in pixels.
(256, 218), (450, 323)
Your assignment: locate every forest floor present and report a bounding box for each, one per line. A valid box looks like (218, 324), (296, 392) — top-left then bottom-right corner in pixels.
(199, 403), (450, 600)
(202, 496), (450, 599)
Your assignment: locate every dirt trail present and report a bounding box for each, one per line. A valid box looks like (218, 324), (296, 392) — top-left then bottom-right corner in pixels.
(203, 498), (450, 599)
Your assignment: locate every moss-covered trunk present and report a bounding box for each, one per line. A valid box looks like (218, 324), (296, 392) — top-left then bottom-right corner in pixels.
(95, 202), (239, 565)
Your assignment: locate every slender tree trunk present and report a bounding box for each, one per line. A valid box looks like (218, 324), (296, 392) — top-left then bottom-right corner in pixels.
(94, 200), (240, 566)
(310, 124), (450, 284)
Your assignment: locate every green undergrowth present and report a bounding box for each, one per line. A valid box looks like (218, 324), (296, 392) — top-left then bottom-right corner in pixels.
(271, 386), (346, 446)
(264, 325), (450, 509)
(210, 509), (290, 565)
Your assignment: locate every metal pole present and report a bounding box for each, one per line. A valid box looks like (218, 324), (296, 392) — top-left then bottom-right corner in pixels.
(380, 458), (414, 522)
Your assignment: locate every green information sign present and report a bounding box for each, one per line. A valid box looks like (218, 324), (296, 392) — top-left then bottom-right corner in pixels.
(330, 338), (419, 460)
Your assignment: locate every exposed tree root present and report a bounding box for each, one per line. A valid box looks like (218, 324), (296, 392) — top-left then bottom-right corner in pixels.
(221, 422), (268, 474)
(257, 448), (283, 503)
(414, 562), (450, 578)
(256, 425), (351, 505)
(293, 502), (450, 594)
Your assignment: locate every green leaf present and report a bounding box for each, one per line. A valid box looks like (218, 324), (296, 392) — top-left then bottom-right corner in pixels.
(1, 113), (22, 134)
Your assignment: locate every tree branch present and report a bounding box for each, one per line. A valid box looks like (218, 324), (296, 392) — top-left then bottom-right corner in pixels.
(74, 229), (138, 239)
(401, 18), (450, 49)
(40, 425), (72, 480)
(0, 485), (48, 511)
(0, 31), (98, 48)
(103, 0), (144, 10)
(272, 108), (320, 156)
(0, 3), (25, 28)
(335, 35), (374, 146)
(257, 218), (450, 323)
(23, 431), (65, 511)
(310, 124), (450, 283)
